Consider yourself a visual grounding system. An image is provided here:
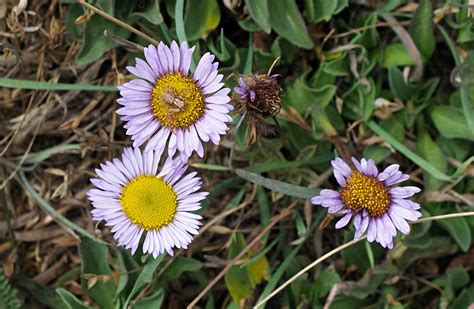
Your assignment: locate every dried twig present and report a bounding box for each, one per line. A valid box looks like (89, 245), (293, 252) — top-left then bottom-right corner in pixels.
(77, 0), (159, 46)
(187, 202), (298, 308)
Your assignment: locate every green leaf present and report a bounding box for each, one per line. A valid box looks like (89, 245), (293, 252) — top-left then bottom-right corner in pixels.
(460, 84), (474, 137)
(451, 52), (474, 87)
(341, 238), (372, 274)
(125, 255), (165, 306)
(64, 3), (83, 40)
(268, 0), (314, 49)
(235, 169), (319, 199)
(241, 238), (280, 268)
(207, 29), (234, 62)
(283, 70), (336, 113)
(330, 296), (368, 308)
(115, 247), (140, 300)
(429, 106), (474, 141)
(224, 233), (252, 303)
(348, 267), (396, 299)
(334, 0), (349, 14)
(305, 0), (337, 23)
(56, 288), (93, 309)
(403, 214), (432, 249)
(0, 270), (21, 309)
(379, 0), (401, 12)
(380, 112), (405, 141)
(131, 289), (165, 309)
(399, 236), (458, 269)
(438, 137), (471, 162)
(416, 120), (447, 190)
(321, 54), (350, 76)
(437, 217), (472, 252)
(451, 289), (473, 309)
(247, 253), (270, 288)
(184, 0), (220, 41)
(387, 66), (416, 101)
(447, 267), (470, 290)
(403, 233), (433, 249)
(362, 78), (376, 120)
(0, 78), (117, 92)
(314, 270), (341, 298)
(79, 236), (116, 309)
(452, 156), (474, 179)
(244, 0), (271, 33)
(408, 0), (435, 60)
(161, 256), (202, 287)
(13, 277), (68, 309)
(129, 0), (163, 25)
(363, 145), (391, 163)
(356, 12), (379, 48)
(238, 16), (263, 32)
(366, 121), (452, 181)
(383, 43), (415, 67)
(76, 2), (130, 65)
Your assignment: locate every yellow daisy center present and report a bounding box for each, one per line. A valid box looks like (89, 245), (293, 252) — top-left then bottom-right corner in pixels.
(151, 73), (205, 128)
(340, 171), (391, 218)
(120, 175), (177, 230)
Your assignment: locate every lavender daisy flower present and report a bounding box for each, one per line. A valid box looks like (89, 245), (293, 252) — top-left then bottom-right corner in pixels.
(117, 41), (233, 162)
(87, 147), (207, 257)
(311, 157), (422, 249)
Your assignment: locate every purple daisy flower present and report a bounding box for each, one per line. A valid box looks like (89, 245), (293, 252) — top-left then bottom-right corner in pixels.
(117, 41), (233, 162)
(311, 157), (422, 249)
(87, 147), (207, 257)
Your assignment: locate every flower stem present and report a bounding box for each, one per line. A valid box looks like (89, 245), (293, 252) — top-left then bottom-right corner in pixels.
(330, 134), (353, 168)
(253, 211), (474, 308)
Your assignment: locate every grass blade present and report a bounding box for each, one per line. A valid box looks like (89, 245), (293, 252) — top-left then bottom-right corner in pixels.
(244, 153), (333, 174)
(235, 169), (319, 199)
(0, 78), (117, 92)
(23, 144), (81, 165)
(366, 120), (452, 181)
(189, 163), (232, 171)
(175, 0), (187, 44)
(244, 33), (253, 75)
(255, 244), (303, 307)
(19, 172), (100, 242)
(437, 25), (474, 137)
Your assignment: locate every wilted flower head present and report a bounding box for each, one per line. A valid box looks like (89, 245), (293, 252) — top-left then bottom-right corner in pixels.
(87, 147), (206, 257)
(311, 157), (422, 249)
(117, 41), (233, 162)
(233, 72), (282, 145)
(234, 73), (282, 118)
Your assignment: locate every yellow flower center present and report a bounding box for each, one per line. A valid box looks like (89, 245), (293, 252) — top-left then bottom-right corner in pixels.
(120, 175), (177, 230)
(340, 171), (391, 218)
(151, 73), (205, 128)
